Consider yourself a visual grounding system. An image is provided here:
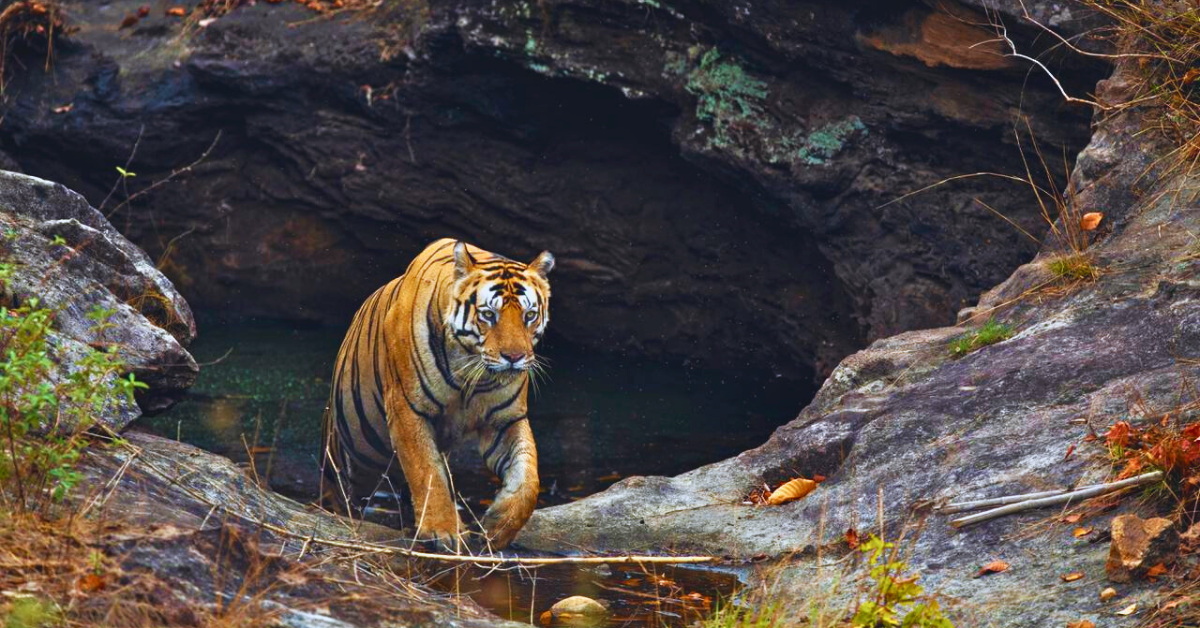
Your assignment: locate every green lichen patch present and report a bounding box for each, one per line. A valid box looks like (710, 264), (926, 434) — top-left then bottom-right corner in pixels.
(684, 49), (769, 149)
(793, 116), (867, 166)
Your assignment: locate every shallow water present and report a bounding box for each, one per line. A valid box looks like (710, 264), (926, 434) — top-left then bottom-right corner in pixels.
(137, 317), (808, 625)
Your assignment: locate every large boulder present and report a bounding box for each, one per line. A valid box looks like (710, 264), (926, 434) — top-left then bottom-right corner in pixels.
(0, 0), (1103, 382)
(515, 57), (1194, 625)
(0, 170), (196, 425)
(77, 431), (520, 628)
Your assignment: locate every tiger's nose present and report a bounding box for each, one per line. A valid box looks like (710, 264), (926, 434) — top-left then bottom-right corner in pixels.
(501, 352), (526, 364)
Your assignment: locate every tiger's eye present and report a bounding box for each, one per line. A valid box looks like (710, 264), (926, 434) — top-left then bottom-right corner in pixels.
(525, 310), (537, 322)
(480, 310), (496, 323)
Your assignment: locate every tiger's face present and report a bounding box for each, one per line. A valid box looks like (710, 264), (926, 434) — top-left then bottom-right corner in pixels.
(447, 242), (554, 377)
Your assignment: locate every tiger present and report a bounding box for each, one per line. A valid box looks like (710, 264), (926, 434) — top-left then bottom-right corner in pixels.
(319, 238), (554, 550)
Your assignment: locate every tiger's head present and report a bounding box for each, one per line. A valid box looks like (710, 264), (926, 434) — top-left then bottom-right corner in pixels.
(447, 242), (554, 377)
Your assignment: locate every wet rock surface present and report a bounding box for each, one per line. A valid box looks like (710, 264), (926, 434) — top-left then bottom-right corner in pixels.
(0, 170), (196, 424)
(516, 57), (1198, 625)
(0, 0), (1102, 380)
(80, 430), (521, 628)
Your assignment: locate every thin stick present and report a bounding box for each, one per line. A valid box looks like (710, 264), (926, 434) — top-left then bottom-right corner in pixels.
(937, 488), (1075, 514)
(950, 471), (1163, 528)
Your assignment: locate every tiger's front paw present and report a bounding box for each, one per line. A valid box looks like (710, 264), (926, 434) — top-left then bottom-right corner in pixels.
(417, 513), (465, 553)
(482, 492), (536, 549)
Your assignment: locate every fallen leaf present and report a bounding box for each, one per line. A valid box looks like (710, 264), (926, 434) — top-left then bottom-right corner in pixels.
(52, 103), (73, 114)
(567, 485), (584, 492)
(78, 573), (105, 593)
(137, 6), (150, 17)
(1062, 514), (1082, 524)
(165, 7), (186, 16)
(477, 499), (492, 506)
(1099, 587), (1117, 602)
(539, 610), (552, 625)
(1116, 602), (1137, 616)
(596, 473), (621, 482)
(621, 578), (642, 587)
(845, 527), (860, 550)
(198, 17), (217, 27)
(766, 478), (817, 505)
(1145, 562), (1168, 578)
(1073, 526), (1094, 538)
(976, 560), (1009, 577)
(812, 474), (827, 482)
(1162, 597), (1187, 611)
(1066, 621), (1095, 628)
(119, 14), (139, 28)
(1061, 572), (1084, 582)
(1184, 68), (1200, 85)
(1080, 212), (1104, 231)
(1064, 444), (1076, 460)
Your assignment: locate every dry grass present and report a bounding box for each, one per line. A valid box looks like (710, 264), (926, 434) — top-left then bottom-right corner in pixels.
(0, 0), (74, 95)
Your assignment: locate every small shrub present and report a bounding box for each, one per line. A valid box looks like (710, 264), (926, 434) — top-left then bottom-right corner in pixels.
(0, 264), (145, 512)
(2, 597), (60, 628)
(851, 535), (953, 628)
(948, 320), (1013, 358)
(1046, 254), (1099, 282)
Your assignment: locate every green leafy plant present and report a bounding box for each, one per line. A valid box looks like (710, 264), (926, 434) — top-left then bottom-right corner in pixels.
(0, 263), (146, 511)
(851, 535), (953, 628)
(948, 319), (1014, 358)
(1, 596), (60, 628)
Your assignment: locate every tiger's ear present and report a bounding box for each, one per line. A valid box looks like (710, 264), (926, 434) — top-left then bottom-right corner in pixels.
(453, 242), (477, 279)
(528, 251), (555, 279)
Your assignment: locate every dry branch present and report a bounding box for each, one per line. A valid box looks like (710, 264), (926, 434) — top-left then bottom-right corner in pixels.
(949, 471), (1163, 528)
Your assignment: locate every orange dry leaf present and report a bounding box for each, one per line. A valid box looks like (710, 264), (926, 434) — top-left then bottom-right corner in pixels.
(1064, 444), (1076, 460)
(1145, 563), (1168, 579)
(1080, 212), (1103, 231)
(1067, 621), (1095, 628)
(976, 560), (1009, 577)
(1062, 514), (1082, 524)
(136, 6), (150, 17)
(539, 610), (553, 625)
(1116, 602), (1137, 616)
(1061, 572), (1084, 582)
(78, 573), (105, 593)
(845, 527), (860, 550)
(1073, 526), (1094, 538)
(766, 478), (817, 505)
(596, 473), (621, 482)
(1184, 68), (1200, 85)
(165, 7), (186, 16)
(813, 474), (827, 482)
(1099, 587), (1117, 601)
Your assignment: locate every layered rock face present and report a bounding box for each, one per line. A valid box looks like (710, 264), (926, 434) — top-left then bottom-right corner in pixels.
(0, 0), (1100, 381)
(0, 171), (197, 423)
(516, 58), (1200, 625)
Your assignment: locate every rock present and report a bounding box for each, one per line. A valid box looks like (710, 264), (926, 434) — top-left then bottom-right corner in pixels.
(79, 431), (522, 628)
(513, 57), (1198, 625)
(544, 596), (608, 627)
(0, 171), (197, 427)
(0, 0), (1104, 381)
(1106, 515), (1178, 583)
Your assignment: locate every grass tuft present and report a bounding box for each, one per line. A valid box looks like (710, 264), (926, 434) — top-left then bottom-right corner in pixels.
(948, 319), (1014, 358)
(1045, 253), (1100, 282)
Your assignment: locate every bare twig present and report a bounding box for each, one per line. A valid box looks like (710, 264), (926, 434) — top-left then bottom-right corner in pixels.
(949, 471), (1164, 528)
(106, 131), (222, 219)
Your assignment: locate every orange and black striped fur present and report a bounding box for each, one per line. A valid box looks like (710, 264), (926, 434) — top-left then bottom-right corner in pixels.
(320, 238), (554, 549)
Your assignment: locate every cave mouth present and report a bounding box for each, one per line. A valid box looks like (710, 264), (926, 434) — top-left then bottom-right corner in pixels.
(7, 42), (860, 500)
